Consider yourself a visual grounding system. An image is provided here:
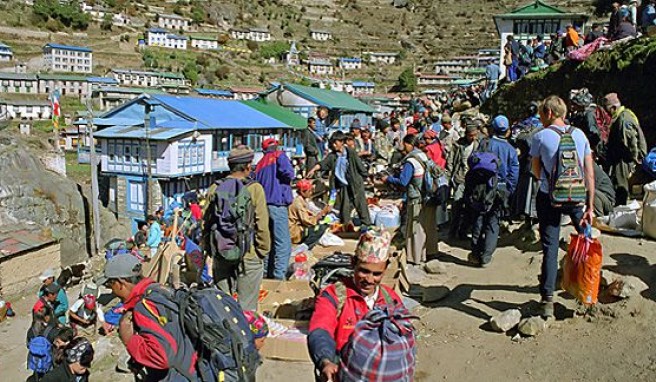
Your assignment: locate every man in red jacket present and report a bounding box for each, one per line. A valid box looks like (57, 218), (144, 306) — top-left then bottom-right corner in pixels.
(98, 255), (197, 381)
(308, 228), (405, 381)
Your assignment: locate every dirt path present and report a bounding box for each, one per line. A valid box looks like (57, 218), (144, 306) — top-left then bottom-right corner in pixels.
(2, 229), (655, 381)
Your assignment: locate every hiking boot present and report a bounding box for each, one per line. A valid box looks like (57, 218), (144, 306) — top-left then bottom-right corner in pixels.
(480, 258), (492, 268)
(540, 301), (555, 319)
(467, 252), (481, 266)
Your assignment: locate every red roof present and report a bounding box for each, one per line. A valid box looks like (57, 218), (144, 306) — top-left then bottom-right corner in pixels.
(0, 228), (56, 261)
(228, 86), (265, 93)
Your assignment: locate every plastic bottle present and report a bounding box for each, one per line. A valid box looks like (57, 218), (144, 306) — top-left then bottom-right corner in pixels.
(291, 244), (309, 280)
(328, 189), (337, 207)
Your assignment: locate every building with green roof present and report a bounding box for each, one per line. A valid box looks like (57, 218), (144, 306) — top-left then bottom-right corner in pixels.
(493, 0), (588, 76)
(264, 83), (376, 130)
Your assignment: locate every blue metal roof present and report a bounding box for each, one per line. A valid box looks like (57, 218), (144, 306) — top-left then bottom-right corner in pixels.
(43, 43), (92, 53)
(194, 88), (234, 97)
(151, 95), (290, 129)
(340, 57), (361, 62)
(88, 77), (119, 85)
(352, 81), (375, 87)
(167, 34), (188, 41)
(94, 125), (193, 140)
(148, 28), (169, 33)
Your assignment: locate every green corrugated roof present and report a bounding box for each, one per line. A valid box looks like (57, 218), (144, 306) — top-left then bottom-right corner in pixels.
(284, 83), (375, 113)
(464, 68), (486, 74)
(509, 0), (564, 15)
(190, 35), (218, 41)
(38, 73), (89, 81)
(241, 99), (307, 130)
(156, 71), (185, 80)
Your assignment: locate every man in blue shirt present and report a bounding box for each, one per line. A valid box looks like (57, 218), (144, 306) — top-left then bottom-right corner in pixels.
(469, 115), (519, 268)
(529, 95), (595, 319)
(484, 61), (500, 99)
(643, 0), (656, 33)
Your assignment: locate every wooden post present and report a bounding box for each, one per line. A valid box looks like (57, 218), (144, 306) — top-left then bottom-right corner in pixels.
(86, 100), (101, 254)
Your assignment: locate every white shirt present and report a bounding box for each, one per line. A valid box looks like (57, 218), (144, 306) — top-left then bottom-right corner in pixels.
(70, 298), (105, 323)
(364, 287), (380, 310)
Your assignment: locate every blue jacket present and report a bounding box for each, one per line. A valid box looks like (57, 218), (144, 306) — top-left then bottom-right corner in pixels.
(255, 149), (294, 206)
(38, 282), (69, 325)
(147, 221), (162, 248)
(487, 136), (519, 194)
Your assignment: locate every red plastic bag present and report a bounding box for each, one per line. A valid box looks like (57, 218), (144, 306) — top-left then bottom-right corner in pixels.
(561, 229), (603, 306)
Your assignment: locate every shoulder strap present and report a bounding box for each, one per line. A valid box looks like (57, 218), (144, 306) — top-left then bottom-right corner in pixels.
(41, 325), (54, 340)
(334, 281), (347, 317)
(546, 125), (565, 137)
(380, 287), (395, 307)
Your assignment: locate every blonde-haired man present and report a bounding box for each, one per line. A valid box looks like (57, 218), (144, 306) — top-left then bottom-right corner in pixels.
(529, 95), (595, 318)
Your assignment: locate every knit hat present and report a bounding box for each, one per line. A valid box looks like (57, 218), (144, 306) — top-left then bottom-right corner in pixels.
(296, 179), (313, 192)
(603, 93), (621, 107)
(244, 310), (269, 339)
(355, 227), (392, 264)
(65, 339), (94, 367)
(227, 145), (255, 164)
(492, 115), (510, 133)
(262, 138), (278, 151)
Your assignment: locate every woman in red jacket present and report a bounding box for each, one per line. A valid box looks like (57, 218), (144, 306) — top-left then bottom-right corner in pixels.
(308, 229), (405, 381)
(422, 129), (447, 169)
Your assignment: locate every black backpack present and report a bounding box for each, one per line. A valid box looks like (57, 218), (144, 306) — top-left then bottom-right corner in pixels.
(142, 284), (260, 382)
(310, 253), (354, 295)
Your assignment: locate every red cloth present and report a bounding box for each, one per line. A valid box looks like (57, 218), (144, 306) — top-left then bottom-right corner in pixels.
(308, 278), (402, 353)
(262, 138), (278, 150)
(189, 203), (202, 221)
(425, 141), (447, 169)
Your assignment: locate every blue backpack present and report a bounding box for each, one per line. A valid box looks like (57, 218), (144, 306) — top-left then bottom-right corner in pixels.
(464, 139), (501, 213)
(643, 147), (656, 178)
(27, 326), (54, 375)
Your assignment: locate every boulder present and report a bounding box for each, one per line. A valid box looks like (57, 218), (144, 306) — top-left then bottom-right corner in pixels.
(422, 285), (450, 303)
(423, 260), (447, 275)
(604, 274), (649, 299)
(518, 317), (545, 337)
(489, 309), (522, 332)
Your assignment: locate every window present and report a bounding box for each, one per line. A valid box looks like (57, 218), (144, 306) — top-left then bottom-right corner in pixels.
(129, 181), (145, 211)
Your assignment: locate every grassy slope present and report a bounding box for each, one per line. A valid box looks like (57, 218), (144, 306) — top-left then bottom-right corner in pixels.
(483, 37), (656, 146)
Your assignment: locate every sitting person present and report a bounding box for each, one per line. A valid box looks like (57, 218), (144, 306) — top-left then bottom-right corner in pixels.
(593, 162), (616, 216)
(133, 222), (149, 248)
(51, 327), (75, 367)
(40, 337), (94, 382)
(308, 228), (411, 381)
(68, 294), (105, 337)
(288, 180), (331, 249)
(27, 303), (58, 380)
(38, 269), (69, 325)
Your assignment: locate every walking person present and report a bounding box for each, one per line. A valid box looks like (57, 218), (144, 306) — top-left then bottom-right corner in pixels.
(468, 116), (519, 267)
(255, 138), (294, 280)
(529, 95), (595, 318)
(301, 117), (322, 175)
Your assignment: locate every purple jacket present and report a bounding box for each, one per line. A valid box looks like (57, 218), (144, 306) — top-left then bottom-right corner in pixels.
(254, 149), (294, 206)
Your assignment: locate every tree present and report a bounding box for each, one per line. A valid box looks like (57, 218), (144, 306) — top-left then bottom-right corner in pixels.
(183, 62), (199, 84)
(191, 5), (205, 25)
(259, 41), (290, 60)
(215, 65), (230, 81)
(101, 13), (113, 31)
(398, 67), (417, 92)
(217, 34), (230, 45)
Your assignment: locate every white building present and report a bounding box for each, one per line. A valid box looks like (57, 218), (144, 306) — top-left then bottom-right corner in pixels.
(493, 0), (587, 77)
(416, 73), (454, 87)
(190, 35), (219, 50)
(230, 28), (250, 40)
(0, 42), (14, 62)
(79, 2), (108, 21)
(0, 100), (52, 120)
(310, 29), (332, 41)
(367, 52), (397, 65)
(38, 74), (92, 97)
(109, 69), (188, 88)
(228, 86), (264, 100)
(0, 73), (38, 94)
(147, 28), (188, 50)
(351, 81), (375, 95)
(308, 59), (334, 75)
(43, 43), (93, 74)
(434, 60), (471, 76)
(157, 13), (191, 31)
(338, 57), (362, 70)
(248, 27), (272, 42)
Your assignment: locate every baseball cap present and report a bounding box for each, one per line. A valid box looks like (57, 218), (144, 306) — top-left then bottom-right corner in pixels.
(39, 268), (56, 282)
(96, 254), (142, 286)
(44, 283), (61, 295)
(492, 115), (510, 133)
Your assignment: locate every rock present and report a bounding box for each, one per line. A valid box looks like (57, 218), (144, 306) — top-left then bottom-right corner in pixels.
(511, 333), (521, 342)
(489, 309), (522, 332)
(602, 270), (649, 298)
(424, 260), (447, 275)
(518, 317), (545, 337)
(422, 286), (451, 303)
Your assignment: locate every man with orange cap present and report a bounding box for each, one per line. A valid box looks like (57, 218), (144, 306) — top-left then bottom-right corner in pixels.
(288, 179), (332, 249)
(255, 138), (295, 279)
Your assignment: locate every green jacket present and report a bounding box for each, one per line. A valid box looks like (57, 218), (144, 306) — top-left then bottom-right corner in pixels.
(607, 107), (647, 166)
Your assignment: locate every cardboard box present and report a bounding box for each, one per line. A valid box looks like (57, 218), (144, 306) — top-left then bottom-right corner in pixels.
(259, 280), (315, 320)
(259, 319), (312, 363)
(0, 305), (7, 323)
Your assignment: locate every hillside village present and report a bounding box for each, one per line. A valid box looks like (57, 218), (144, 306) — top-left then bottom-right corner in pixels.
(0, 0), (594, 122)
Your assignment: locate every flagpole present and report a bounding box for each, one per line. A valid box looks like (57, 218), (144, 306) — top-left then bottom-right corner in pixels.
(51, 89), (61, 152)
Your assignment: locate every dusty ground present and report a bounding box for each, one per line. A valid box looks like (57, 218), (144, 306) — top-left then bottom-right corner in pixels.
(2, 227), (656, 382)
